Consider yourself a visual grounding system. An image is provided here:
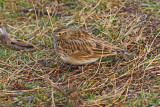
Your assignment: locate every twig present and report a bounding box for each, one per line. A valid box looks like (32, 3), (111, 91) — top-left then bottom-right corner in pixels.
(51, 88), (56, 107)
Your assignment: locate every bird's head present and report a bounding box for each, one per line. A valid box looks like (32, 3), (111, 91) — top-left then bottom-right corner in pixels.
(54, 26), (69, 39)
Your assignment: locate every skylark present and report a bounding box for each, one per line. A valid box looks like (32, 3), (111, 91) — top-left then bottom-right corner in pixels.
(54, 26), (135, 65)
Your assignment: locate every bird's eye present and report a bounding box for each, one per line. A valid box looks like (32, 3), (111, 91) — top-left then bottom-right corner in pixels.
(58, 33), (62, 35)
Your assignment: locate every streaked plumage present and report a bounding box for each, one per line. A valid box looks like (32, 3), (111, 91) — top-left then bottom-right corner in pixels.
(54, 26), (134, 65)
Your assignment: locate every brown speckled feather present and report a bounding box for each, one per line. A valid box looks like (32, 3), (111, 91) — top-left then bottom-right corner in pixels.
(54, 27), (132, 65)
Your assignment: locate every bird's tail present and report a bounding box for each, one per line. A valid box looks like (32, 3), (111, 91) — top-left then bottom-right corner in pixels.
(103, 42), (137, 56)
(115, 49), (137, 56)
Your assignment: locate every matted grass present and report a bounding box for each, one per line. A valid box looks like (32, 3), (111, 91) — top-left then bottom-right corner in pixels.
(0, 0), (159, 106)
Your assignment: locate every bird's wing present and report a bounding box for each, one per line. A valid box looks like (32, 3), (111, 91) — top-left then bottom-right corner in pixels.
(78, 29), (126, 57)
(56, 38), (94, 58)
(91, 40), (125, 57)
(56, 28), (128, 58)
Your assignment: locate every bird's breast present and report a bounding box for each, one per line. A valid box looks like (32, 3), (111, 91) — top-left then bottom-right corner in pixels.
(60, 54), (99, 65)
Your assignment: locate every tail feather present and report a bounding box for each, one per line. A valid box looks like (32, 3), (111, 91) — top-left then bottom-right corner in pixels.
(115, 49), (137, 56)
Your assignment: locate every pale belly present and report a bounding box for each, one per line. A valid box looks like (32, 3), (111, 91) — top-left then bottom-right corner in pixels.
(60, 55), (99, 65)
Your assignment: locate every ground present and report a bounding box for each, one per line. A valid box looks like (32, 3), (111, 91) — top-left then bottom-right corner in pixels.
(0, 0), (160, 106)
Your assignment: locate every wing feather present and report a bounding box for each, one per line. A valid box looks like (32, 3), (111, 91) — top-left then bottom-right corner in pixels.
(55, 27), (126, 59)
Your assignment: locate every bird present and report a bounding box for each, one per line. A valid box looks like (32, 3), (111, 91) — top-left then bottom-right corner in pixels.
(53, 26), (135, 65)
(0, 27), (34, 50)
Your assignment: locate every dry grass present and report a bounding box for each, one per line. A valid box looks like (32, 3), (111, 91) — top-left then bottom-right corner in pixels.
(0, 0), (160, 106)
